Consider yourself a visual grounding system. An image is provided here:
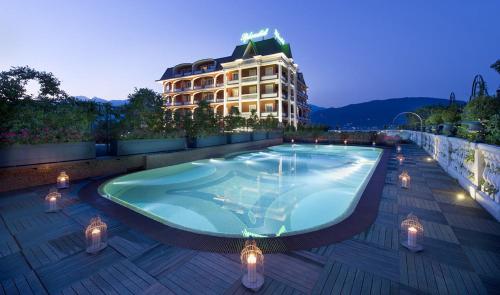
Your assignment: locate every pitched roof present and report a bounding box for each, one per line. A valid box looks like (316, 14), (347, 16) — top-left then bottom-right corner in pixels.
(158, 37), (293, 81)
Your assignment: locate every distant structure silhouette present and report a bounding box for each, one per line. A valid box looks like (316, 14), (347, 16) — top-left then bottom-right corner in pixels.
(470, 74), (488, 101)
(449, 92), (456, 105)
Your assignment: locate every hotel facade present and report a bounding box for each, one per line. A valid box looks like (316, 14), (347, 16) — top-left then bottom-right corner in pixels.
(157, 31), (310, 127)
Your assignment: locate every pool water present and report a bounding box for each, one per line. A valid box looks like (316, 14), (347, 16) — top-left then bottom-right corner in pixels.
(99, 144), (382, 237)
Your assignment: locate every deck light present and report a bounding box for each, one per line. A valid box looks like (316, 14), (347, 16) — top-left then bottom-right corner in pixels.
(399, 171), (410, 189)
(56, 171), (69, 189)
(397, 154), (405, 165)
(45, 188), (61, 213)
(401, 213), (424, 252)
(397, 145), (402, 153)
(85, 216), (107, 254)
(426, 156), (433, 162)
(241, 239), (264, 291)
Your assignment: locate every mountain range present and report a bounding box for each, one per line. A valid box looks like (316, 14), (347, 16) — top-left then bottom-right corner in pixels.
(75, 96), (128, 107)
(310, 97), (462, 129)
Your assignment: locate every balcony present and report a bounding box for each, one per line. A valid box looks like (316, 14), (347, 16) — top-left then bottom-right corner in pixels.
(241, 93), (258, 100)
(261, 111), (278, 117)
(261, 92), (277, 99)
(241, 76), (257, 83)
(214, 98), (224, 103)
(227, 96), (239, 101)
(227, 79), (239, 85)
(216, 83), (224, 87)
(281, 76), (288, 83)
(261, 74), (278, 81)
(174, 87), (191, 92)
(282, 93), (288, 100)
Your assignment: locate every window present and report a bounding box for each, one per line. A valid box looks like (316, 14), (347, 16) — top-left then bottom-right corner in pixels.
(248, 68), (257, 76)
(265, 103), (274, 112)
(248, 86), (257, 94)
(249, 104), (257, 112)
(232, 72), (239, 80)
(265, 67), (274, 76)
(264, 84), (274, 93)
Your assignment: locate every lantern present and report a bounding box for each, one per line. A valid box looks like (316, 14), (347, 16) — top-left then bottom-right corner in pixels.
(400, 213), (424, 252)
(372, 141), (376, 147)
(291, 139), (294, 143)
(344, 139), (347, 145)
(45, 188), (61, 213)
(399, 171), (410, 189)
(397, 145), (402, 153)
(240, 239), (264, 291)
(56, 171), (70, 189)
(85, 216), (108, 254)
(315, 139), (318, 144)
(397, 154), (404, 165)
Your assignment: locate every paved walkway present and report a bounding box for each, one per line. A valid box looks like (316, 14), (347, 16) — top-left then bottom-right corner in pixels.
(0, 144), (499, 294)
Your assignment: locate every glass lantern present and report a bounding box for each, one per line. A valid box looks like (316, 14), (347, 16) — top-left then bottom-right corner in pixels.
(372, 141), (376, 147)
(85, 216), (108, 254)
(397, 154), (405, 165)
(397, 145), (402, 153)
(56, 171), (70, 189)
(291, 138), (294, 143)
(45, 188), (61, 213)
(315, 139), (318, 144)
(343, 139), (347, 145)
(240, 239), (264, 291)
(400, 213), (424, 252)
(399, 171), (411, 189)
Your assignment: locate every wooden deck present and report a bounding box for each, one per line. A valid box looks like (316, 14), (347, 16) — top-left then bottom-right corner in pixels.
(0, 144), (499, 294)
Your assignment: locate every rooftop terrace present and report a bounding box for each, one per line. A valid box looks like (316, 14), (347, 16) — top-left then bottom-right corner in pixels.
(0, 144), (499, 294)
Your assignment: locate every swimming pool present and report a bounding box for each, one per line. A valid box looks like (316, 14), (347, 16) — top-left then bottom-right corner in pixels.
(99, 144), (382, 238)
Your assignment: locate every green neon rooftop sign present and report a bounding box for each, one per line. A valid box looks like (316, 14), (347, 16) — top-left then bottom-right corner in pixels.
(240, 28), (286, 45)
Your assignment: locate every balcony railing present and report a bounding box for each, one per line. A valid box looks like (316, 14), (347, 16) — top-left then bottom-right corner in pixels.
(241, 76), (257, 83)
(281, 76), (288, 83)
(261, 74), (278, 81)
(282, 93), (288, 99)
(261, 111), (278, 117)
(241, 93), (258, 99)
(216, 83), (224, 87)
(227, 79), (239, 85)
(261, 92), (277, 98)
(227, 96), (239, 101)
(214, 98), (224, 103)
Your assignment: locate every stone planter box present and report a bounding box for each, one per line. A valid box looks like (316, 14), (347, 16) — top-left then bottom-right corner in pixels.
(194, 135), (227, 148)
(252, 131), (268, 141)
(0, 142), (95, 167)
(229, 133), (252, 144)
(267, 131), (283, 139)
(112, 138), (186, 156)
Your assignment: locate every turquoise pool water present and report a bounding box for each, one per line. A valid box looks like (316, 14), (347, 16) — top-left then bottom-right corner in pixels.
(99, 144), (382, 237)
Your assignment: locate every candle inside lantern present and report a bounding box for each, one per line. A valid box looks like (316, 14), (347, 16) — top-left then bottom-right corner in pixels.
(407, 227), (417, 247)
(344, 140), (347, 145)
(397, 145), (402, 153)
(91, 228), (101, 249)
(291, 139), (294, 143)
(247, 253), (257, 283)
(49, 196), (57, 211)
(372, 141), (376, 146)
(402, 176), (408, 188)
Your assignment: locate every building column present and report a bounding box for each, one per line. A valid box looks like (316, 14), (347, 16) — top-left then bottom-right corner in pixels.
(293, 71), (298, 128)
(256, 64), (261, 118)
(287, 67), (291, 125)
(238, 68), (243, 113)
(223, 71), (228, 116)
(278, 64), (283, 122)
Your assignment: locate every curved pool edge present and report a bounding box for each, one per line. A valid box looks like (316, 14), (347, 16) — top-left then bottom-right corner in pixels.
(78, 147), (391, 253)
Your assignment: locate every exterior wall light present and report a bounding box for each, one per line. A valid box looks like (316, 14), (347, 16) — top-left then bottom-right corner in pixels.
(85, 216), (108, 254)
(57, 171), (70, 189)
(45, 188), (61, 213)
(399, 171), (411, 189)
(241, 239), (264, 291)
(401, 213), (424, 252)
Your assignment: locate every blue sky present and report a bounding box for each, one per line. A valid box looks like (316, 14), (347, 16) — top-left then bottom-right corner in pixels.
(1, 0), (499, 107)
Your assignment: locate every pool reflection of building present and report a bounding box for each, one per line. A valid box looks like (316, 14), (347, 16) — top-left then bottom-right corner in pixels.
(157, 30), (310, 127)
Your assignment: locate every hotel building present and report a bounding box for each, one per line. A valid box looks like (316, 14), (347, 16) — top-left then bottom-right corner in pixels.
(157, 32), (310, 127)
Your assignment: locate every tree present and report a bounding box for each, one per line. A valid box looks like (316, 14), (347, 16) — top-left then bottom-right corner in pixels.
(491, 59), (500, 75)
(190, 100), (218, 137)
(0, 66), (67, 102)
(122, 88), (164, 133)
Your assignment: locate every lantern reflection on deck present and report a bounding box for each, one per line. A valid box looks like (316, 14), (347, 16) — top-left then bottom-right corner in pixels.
(241, 239), (264, 291)
(45, 188), (61, 212)
(56, 171), (70, 189)
(400, 213), (424, 252)
(399, 171), (410, 189)
(85, 216), (107, 254)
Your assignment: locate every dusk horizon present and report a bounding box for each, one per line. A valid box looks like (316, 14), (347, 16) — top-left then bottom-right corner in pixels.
(2, 0), (499, 107)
